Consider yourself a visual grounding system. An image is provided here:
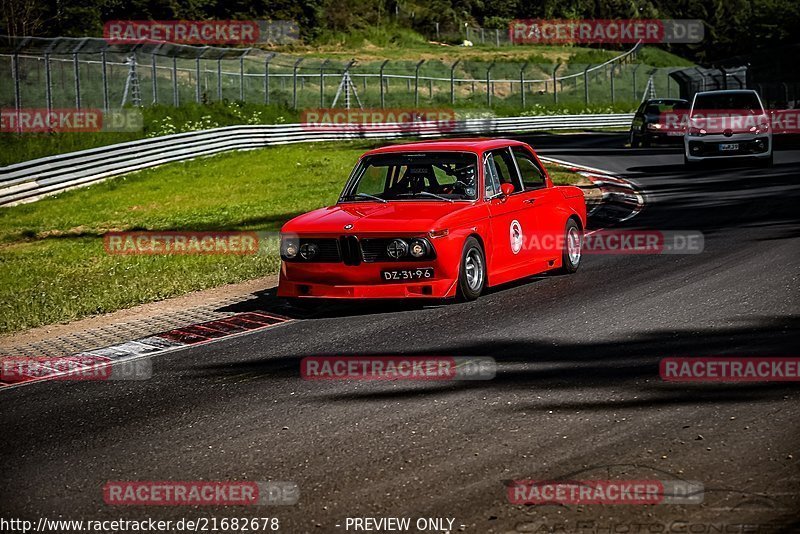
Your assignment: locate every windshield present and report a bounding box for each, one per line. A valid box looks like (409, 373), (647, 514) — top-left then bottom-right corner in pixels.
(692, 92), (764, 115)
(341, 152), (479, 202)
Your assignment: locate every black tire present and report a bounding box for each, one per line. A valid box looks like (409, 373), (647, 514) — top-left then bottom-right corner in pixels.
(457, 237), (486, 301)
(557, 219), (582, 274)
(629, 132), (640, 148)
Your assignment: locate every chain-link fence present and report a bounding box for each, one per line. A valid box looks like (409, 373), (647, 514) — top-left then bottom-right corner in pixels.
(1, 35), (689, 113)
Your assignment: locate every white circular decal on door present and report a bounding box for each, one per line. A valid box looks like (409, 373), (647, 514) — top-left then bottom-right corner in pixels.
(510, 219), (523, 254)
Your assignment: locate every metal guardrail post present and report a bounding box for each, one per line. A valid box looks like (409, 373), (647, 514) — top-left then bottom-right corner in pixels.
(552, 63), (561, 104)
(292, 58), (304, 110)
(450, 59), (460, 106)
(495, 29), (500, 47)
(414, 60), (424, 107)
(264, 53), (275, 105)
(320, 59), (329, 108)
(172, 56), (179, 106)
(584, 65), (591, 105)
(380, 59), (389, 108)
(519, 62), (528, 108)
(486, 61), (496, 107)
(44, 53), (52, 113)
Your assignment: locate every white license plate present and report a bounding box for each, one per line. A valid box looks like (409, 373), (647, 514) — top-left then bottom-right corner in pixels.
(719, 143), (739, 151)
(381, 268), (434, 282)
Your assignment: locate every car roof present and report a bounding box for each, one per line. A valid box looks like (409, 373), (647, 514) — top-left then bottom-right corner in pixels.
(645, 98), (688, 103)
(363, 138), (528, 155)
(695, 89), (757, 96)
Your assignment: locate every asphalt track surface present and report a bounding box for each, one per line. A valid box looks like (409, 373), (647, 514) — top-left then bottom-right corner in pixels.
(1, 134), (799, 533)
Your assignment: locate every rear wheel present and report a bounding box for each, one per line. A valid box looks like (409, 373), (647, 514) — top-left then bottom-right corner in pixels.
(457, 237), (486, 301)
(557, 219), (582, 274)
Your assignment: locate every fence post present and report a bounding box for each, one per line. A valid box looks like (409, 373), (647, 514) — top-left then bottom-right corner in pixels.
(150, 53), (157, 105)
(292, 58), (304, 110)
(380, 59), (389, 108)
(519, 62), (528, 108)
(12, 52), (21, 111)
(172, 56), (179, 106)
(450, 59), (460, 105)
(264, 53), (275, 104)
(72, 53), (81, 109)
(632, 63), (641, 100)
(414, 60), (424, 107)
(320, 59), (329, 108)
(552, 63), (561, 104)
(44, 53), (52, 112)
(217, 59), (222, 101)
(495, 29), (500, 47)
(584, 65), (591, 105)
(239, 55), (245, 101)
(610, 66), (615, 104)
(666, 69), (671, 97)
(195, 56), (202, 103)
(486, 61), (496, 107)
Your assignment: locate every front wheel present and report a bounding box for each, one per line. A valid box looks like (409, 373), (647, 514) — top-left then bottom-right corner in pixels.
(557, 219), (582, 274)
(457, 237), (486, 301)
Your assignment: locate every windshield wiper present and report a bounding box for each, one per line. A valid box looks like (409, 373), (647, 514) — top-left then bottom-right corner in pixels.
(346, 192), (387, 203)
(397, 191), (454, 203)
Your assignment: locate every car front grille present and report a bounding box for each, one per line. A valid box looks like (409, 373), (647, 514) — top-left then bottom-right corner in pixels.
(360, 238), (392, 263)
(339, 235), (362, 265)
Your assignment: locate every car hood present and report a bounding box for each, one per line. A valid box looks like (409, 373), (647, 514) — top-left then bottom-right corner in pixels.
(281, 201), (473, 235)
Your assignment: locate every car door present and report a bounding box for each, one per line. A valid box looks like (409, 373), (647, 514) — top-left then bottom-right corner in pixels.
(509, 145), (562, 267)
(484, 147), (538, 280)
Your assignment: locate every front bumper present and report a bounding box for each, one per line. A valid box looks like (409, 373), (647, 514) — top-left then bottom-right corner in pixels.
(277, 257), (459, 300)
(684, 133), (772, 161)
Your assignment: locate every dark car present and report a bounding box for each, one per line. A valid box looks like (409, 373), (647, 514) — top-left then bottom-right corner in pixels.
(629, 98), (690, 147)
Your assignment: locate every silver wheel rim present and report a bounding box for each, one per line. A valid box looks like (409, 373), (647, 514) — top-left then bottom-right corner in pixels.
(567, 227), (581, 265)
(464, 248), (484, 291)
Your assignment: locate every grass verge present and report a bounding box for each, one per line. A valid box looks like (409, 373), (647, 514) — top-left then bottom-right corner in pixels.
(0, 141), (586, 335)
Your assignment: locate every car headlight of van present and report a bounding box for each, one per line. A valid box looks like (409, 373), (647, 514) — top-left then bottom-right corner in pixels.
(688, 127), (706, 137)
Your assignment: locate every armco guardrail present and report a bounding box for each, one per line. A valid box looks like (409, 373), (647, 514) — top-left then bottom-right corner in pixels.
(0, 113), (633, 206)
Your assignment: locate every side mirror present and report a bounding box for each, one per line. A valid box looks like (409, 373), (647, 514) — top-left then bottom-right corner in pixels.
(500, 183), (515, 197)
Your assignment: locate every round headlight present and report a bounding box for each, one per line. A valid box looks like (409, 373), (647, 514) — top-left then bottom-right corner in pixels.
(386, 239), (408, 259)
(409, 238), (428, 258)
(283, 239), (299, 259)
(299, 243), (319, 260)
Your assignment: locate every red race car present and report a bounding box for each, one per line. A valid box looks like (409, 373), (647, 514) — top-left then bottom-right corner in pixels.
(278, 139), (586, 303)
